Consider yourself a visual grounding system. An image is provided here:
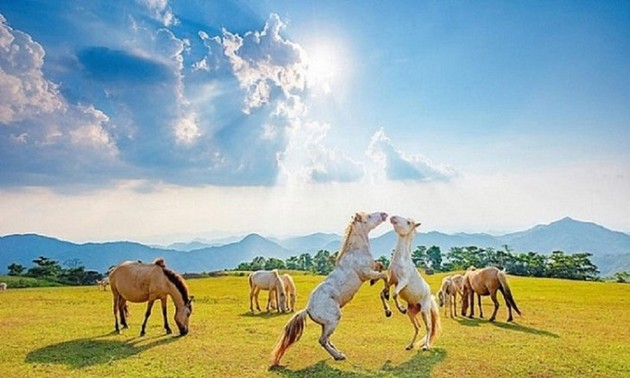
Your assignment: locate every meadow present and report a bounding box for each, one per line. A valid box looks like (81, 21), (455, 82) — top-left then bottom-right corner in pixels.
(0, 272), (628, 377)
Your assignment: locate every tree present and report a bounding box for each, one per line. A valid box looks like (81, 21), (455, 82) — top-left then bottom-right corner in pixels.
(250, 256), (266, 271)
(285, 256), (299, 270)
(7, 263), (25, 276)
(426, 246), (442, 272)
(313, 250), (334, 275)
(264, 257), (286, 270)
(376, 255), (390, 269)
(27, 256), (62, 279)
(298, 253), (313, 271)
(411, 246), (427, 268)
(613, 271), (630, 283)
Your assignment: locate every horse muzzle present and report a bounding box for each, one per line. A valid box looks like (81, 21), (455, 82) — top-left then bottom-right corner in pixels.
(178, 326), (189, 336)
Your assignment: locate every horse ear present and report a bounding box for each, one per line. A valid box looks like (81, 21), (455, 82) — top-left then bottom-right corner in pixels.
(414, 222), (421, 229)
(353, 213), (362, 222)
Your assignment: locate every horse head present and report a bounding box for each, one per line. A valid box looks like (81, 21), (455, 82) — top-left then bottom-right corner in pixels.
(353, 212), (388, 233)
(390, 215), (421, 237)
(175, 296), (193, 336)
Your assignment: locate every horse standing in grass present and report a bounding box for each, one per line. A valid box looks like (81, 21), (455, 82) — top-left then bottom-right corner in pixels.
(461, 266), (521, 322)
(96, 276), (109, 291)
(380, 215), (440, 350)
(437, 273), (464, 318)
(269, 273), (297, 312)
(109, 258), (193, 336)
(0, 282), (6, 292)
(249, 269), (288, 313)
(271, 211), (389, 366)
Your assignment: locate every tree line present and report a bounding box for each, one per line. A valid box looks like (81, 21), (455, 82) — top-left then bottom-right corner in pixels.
(6, 256), (103, 286)
(236, 244), (604, 281)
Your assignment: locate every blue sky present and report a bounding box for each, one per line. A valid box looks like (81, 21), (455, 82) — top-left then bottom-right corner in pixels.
(1, 1), (629, 243)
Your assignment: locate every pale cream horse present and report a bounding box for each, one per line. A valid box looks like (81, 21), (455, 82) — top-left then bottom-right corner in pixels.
(96, 276), (110, 291)
(271, 211), (389, 366)
(437, 273), (464, 318)
(249, 269), (288, 313)
(380, 216), (441, 350)
(0, 282), (6, 292)
(269, 273), (297, 312)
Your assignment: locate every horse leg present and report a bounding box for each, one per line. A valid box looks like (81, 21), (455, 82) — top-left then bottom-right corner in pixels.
(118, 297), (129, 329)
(266, 289), (274, 312)
(452, 293), (458, 318)
(113, 293), (121, 334)
(477, 294), (484, 318)
(318, 319), (346, 361)
(502, 289), (514, 322)
(393, 280), (409, 314)
(254, 287), (262, 312)
(140, 300), (155, 336)
(249, 285), (256, 312)
(468, 291), (475, 318)
(160, 297), (172, 334)
(488, 291), (499, 322)
(420, 309), (432, 350)
(405, 303), (421, 350)
(380, 282), (393, 317)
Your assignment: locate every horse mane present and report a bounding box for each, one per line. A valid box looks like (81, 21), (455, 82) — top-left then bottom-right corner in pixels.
(154, 258), (189, 302)
(336, 213), (368, 265)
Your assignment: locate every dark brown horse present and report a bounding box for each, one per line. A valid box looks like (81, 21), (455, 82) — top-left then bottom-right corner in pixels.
(461, 266), (521, 322)
(109, 258), (193, 336)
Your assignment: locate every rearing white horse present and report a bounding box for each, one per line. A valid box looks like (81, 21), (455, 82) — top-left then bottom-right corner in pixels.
(380, 215), (441, 350)
(271, 211), (389, 366)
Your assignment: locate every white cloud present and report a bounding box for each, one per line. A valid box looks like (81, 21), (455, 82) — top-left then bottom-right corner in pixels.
(136, 0), (177, 27)
(366, 128), (456, 182)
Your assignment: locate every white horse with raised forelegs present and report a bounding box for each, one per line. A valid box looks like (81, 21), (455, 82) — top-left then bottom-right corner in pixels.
(269, 273), (297, 312)
(380, 215), (440, 350)
(271, 211), (389, 366)
(249, 269), (288, 313)
(437, 274), (464, 318)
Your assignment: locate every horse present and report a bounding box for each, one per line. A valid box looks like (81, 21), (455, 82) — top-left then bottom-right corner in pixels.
(379, 215), (440, 351)
(96, 276), (110, 291)
(0, 282), (6, 292)
(437, 273), (464, 318)
(461, 266), (521, 322)
(269, 273), (297, 312)
(249, 269), (288, 313)
(109, 258), (193, 336)
(271, 211), (389, 366)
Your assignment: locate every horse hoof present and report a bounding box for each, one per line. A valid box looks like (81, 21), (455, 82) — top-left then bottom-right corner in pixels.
(335, 354), (347, 361)
(422, 345), (429, 351)
(405, 345), (413, 351)
(489, 318), (495, 322)
(165, 329), (173, 334)
(385, 310), (392, 317)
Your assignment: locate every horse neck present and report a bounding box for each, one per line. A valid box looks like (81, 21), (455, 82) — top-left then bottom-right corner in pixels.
(393, 232), (414, 260)
(165, 279), (186, 308)
(340, 225), (370, 258)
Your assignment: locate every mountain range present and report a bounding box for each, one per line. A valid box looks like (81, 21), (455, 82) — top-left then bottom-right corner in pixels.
(1, 217), (629, 276)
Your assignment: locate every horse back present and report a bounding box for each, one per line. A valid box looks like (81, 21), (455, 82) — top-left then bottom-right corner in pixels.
(110, 262), (166, 302)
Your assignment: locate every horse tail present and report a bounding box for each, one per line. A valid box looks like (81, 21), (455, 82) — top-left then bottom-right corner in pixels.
(429, 295), (441, 345)
(271, 309), (308, 367)
(497, 271), (522, 316)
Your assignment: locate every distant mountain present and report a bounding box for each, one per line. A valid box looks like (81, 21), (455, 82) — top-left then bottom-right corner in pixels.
(1, 217), (629, 276)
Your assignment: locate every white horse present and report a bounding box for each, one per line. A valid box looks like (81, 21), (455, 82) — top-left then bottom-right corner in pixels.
(437, 274), (464, 318)
(269, 273), (297, 312)
(249, 269), (288, 313)
(97, 276), (110, 291)
(0, 282), (6, 292)
(271, 211), (389, 366)
(380, 215), (440, 350)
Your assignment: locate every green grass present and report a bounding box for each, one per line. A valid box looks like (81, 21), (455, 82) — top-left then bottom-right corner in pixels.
(0, 273), (628, 377)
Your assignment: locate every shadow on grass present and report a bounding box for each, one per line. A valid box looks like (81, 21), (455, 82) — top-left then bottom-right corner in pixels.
(270, 348), (446, 378)
(456, 317), (559, 338)
(240, 310), (290, 318)
(25, 334), (178, 369)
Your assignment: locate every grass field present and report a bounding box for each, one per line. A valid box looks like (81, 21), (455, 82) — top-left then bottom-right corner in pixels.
(1, 272), (629, 377)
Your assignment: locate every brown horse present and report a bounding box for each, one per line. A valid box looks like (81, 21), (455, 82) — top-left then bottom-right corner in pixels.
(461, 266), (521, 322)
(109, 258), (193, 336)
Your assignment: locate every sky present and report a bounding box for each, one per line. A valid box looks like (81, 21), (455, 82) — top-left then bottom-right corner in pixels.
(0, 1), (629, 245)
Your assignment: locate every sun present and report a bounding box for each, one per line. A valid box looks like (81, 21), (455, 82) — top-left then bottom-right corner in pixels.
(305, 43), (345, 94)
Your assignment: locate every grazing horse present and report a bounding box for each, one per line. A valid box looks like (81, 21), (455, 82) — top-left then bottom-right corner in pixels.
(380, 216), (440, 351)
(271, 211), (389, 366)
(0, 282), (6, 292)
(249, 269), (288, 313)
(437, 274), (464, 318)
(269, 273), (297, 312)
(461, 266), (521, 322)
(109, 258), (193, 336)
(96, 276), (110, 291)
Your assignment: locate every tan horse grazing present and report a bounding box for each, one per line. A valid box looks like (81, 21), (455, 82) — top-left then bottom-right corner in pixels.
(269, 273), (297, 312)
(249, 269), (288, 313)
(0, 282), (6, 292)
(461, 266), (521, 322)
(380, 216), (441, 351)
(437, 273), (464, 318)
(271, 212), (389, 366)
(109, 258), (193, 336)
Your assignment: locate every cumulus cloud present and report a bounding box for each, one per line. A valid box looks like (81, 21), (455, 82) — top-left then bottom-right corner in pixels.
(367, 128), (456, 182)
(136, 0), (177, 27)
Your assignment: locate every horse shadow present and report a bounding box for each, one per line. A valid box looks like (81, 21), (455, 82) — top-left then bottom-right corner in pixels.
(25, 333), (178, 369)
(271, 348), (446, 378)
(456, 317), (559, 338)
(240, 310), (290, 318)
